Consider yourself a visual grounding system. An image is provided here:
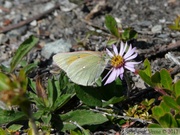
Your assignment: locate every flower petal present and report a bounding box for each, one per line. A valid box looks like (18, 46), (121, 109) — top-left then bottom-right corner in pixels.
(120, 74), (123, 79)
(125, 65), (135, 72)
(102, 68), (113, 82)
(119, 67), (124, 75)
(125, 53), (138, 61)
(113, 45), (118, 55)
(104, 68), (117, 85)
(122, 42), (128, 56)
(125, 61), (141, 67)
(106, 48), (113, 57)
(119, 42), (124, 56)
(124, 46), (136, 59)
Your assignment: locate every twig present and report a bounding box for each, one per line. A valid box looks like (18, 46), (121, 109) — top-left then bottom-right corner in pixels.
(90, 108), (152, 124)
(139, 40), (180, 59)
(0, 3), (60, 33)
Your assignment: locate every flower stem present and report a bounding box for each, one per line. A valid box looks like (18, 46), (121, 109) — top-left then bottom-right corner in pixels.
(124, 72), (131, 97)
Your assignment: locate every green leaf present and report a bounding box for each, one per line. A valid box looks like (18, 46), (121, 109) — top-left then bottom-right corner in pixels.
(106, 39), (118, 46)
(102, 96), (125, 107)
(148, 123), (162, 128)
(175, 114), (180, 126)
(8, 124), (23, 132)
(168, 16), (180, 31)
(138, 70), (153, 86)
(0, 72), (10, 90)
(163, 96), (179, 111)
(0, 64), (10, 73)
(10, 35), (39, 72)
(60, 109), (108, 131)
(23, 62), (38, 75)
(152, 106), (164, 121)
(160, 69), (173, 90)
(176, 96), (180, 106)
(151, 72), (161, 84)
(121, 28), (138, 41)
(47, 78), (58, 108)
(75, 86), (102, 107)
(53, 94), (73, 111)
(0, 109), (25, 125)
(159, 101), (171, 112)
(143, 59), (151, 77)
(0, 128), (8, 135)
(159, 113), (178, 127)
(41, 113), (52, 125)
(174, 80), (180, 97)
(105, 14), (120, 38)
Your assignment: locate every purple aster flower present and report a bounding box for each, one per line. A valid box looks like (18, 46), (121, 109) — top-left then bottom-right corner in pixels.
(103, 42), (140, 85)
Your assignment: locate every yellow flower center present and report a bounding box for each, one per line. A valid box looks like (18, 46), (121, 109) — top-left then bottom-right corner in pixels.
(111, 55), (124, 68)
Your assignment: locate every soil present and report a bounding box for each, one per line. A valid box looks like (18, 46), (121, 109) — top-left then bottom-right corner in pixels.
(0, 0), (180, 134)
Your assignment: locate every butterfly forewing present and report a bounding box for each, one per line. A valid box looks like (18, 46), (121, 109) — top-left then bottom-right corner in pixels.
(53, 51), (108, 86)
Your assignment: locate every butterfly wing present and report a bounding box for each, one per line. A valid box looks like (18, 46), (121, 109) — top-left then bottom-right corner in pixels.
(53, 51), (108, 86)
(67, 52), (107, 86)
(53, 51), (91, 72)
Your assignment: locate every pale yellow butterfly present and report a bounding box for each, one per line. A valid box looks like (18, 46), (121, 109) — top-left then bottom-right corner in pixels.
(53, 51), (108, 86)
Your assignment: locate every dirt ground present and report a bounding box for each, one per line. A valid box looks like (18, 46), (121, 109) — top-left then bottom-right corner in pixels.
(0, 0), (180, 134)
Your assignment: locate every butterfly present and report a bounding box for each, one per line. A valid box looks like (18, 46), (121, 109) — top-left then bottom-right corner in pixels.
(53, 51), (108, 86)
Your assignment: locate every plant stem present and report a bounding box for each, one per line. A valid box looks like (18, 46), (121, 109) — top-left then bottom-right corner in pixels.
(124, 72), (131, 97)
(29, 117), (39, 135)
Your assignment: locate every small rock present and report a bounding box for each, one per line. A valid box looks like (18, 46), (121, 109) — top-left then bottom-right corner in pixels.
(41, 39), (72, 59)
(0, 34), (8, 45)
(4, 1), (12, 8)
(58, 0), (77, 12)
(158, 33), (169, 38)
(170, 32), (180, 38)
(138, 21), (152, 27)
(151, 25), (162, 33)
(30, 20), (37, 26)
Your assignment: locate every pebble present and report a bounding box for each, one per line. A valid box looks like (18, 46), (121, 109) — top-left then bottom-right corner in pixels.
(157, 33), (169, 38)
(30, 20), (37, 26)
(151, 25), (162, 33)
(41, 39), (72, 59)
(4, 1), (12, 8)
(138, 21), (152, 27)
(0, 34), (8, 45)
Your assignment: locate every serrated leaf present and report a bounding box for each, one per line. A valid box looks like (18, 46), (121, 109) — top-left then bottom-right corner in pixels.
(159, 113), (178, 127)
(160, 69), (173, 90)
(105, 14), (120, 38)
(174, 80), (180, 97)
(60, 109), (108, 131)
(75, 86), (102, 107)
(10, 35), (38, 72)
(163, 96), (179, 111)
